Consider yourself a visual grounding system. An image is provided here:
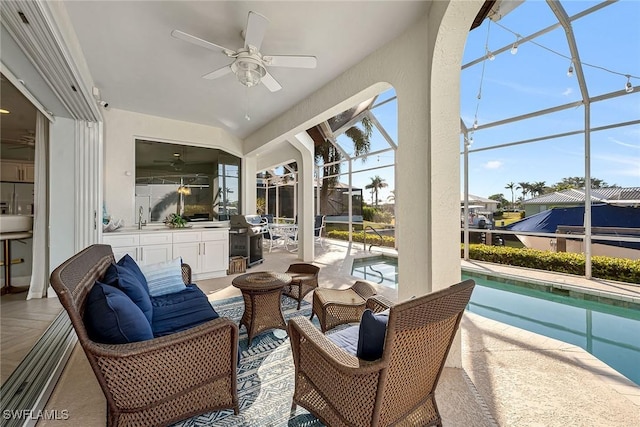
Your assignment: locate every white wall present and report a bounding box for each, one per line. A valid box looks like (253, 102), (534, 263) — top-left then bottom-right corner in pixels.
(48, 117), (77, 271)
(102, 108), (244, 225)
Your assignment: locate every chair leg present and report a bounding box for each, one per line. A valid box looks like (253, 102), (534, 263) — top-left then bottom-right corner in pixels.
(290, 402), (297, 417)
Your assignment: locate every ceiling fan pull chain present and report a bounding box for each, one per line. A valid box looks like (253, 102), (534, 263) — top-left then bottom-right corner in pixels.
(244, 87), (251, 121)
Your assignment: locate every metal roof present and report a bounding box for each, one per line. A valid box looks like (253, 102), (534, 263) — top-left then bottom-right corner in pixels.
(523, 187), (640, 205)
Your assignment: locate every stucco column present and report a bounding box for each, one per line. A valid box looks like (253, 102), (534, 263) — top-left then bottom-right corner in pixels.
(290, 132), (315, 262)
(242, 156), (257, 215)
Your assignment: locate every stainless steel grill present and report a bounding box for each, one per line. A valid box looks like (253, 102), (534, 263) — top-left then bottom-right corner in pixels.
(229, 215), (265, 267)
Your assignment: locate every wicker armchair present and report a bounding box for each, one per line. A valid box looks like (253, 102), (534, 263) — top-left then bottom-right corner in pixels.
(49, 244), (239, 427)
(283, 263), (320, 310)
(288, 279), (475, 427)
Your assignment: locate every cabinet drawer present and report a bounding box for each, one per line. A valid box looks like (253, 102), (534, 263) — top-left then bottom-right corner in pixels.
(201, 230), (228, 242)
(172, 231), (201, 243)
(140, 232), (172, 245)
(103, 233), (140, 247)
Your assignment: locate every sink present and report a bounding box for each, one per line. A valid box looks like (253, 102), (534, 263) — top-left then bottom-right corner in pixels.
(0, 215), (34, 233)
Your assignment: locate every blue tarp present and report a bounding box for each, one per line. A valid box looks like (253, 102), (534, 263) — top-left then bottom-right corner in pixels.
(505, 204), (640, 250)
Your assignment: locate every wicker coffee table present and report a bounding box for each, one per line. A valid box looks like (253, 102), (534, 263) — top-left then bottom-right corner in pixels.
(232, 271), (292, 345)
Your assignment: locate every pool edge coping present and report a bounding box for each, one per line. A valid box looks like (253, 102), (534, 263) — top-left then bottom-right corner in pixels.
(462, 265), (640, 310)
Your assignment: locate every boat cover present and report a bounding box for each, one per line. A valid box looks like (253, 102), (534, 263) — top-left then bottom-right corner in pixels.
(505, 204), (640, 250)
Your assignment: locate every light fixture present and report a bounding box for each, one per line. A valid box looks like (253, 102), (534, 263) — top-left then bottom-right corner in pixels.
(232, 57), (266, 88)
(473, 119), (479, 130)
(0, 108), (9, 114)
(567, 62), (574, 77)
(511, 36), (519, 55)
(625, 75), (634, 93)
(177, 185), (191, 195)
(487, 50), (495, 61)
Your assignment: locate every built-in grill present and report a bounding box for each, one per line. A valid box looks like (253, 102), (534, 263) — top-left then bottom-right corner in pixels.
(229, 215), (266, 267)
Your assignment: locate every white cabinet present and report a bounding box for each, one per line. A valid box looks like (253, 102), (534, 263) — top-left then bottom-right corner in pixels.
(0, 161), (35, 183)
(102, 228), (229, 279)
(103, 232), (172, 266)
(173, 230), (228, 278)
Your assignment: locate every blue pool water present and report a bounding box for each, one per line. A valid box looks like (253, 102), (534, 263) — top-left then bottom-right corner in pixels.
(351, 255), (640, 385)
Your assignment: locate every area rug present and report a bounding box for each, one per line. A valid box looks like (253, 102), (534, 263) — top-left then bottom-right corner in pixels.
(172, 295), (324, 427)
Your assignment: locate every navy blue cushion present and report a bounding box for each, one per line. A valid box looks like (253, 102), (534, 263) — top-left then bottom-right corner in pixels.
(84, 281), (154, 344)
(103, 262), (153, 324)
(117, 254), (149, 291)
(356, 309), (389, 361)
(326, 325), (359, 356)
(151, 284), (219, 337)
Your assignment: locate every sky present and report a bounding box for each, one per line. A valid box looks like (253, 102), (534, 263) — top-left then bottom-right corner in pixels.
(459, 0), (640, 200)
(313, 0), (640, 206)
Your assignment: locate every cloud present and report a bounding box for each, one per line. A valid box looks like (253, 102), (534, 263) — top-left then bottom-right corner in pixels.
(484, 160), (503, 169)
(562, 87), (573, 96)
(608, 137), (640, 149)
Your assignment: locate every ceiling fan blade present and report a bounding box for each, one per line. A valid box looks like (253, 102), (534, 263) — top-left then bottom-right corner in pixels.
(264, 55), (317, 69)
(171, 30), (234, 54)
(261, 71), (282, 92)
(244, 11), (269, 51)
(202, 65), (233, 80)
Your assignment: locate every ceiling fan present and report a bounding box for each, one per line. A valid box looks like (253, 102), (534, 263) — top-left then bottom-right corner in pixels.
(154, 153), (185, 171)
(2, 130), (36, 149)
(171, 11), (317, 92)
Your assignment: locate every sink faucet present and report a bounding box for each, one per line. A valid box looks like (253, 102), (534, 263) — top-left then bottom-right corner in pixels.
(138, 206), (146, 229)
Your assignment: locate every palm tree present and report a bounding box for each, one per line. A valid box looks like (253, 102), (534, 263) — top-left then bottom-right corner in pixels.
(516, 182), (530, 202)
(365, 175), (388, 207)
(505, 182), (515, 209)
(307, 114), (373, 213)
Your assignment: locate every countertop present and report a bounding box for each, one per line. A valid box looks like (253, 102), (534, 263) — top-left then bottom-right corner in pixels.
(104, 221), (230, 234)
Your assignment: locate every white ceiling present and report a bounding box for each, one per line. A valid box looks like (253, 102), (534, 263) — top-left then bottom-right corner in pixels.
(63, 1), (430, 139)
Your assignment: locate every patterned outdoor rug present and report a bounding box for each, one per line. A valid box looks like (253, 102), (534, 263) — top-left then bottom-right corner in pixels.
(173, 295), (324, 427)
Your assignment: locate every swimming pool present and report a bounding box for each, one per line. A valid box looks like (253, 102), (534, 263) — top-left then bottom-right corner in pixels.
(351, 255), (640, 386)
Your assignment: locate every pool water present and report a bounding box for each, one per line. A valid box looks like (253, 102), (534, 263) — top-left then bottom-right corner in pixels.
(351, 256), (640, 386)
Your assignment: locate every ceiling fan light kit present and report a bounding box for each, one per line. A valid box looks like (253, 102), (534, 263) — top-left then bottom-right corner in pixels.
(172, 11), (317, 92)
(232, 55), (266, 88)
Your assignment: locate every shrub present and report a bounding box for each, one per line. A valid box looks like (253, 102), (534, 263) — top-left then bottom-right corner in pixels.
(362, 206), (376, 222)
(327, 230), (395, 248)
(463, 244), (640, 284)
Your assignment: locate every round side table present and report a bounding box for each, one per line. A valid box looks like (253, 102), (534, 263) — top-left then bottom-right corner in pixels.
(232, 271), (292, 345)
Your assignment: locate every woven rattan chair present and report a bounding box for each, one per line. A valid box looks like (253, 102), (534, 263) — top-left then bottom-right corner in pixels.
(283, 263), (320, 310)
(49, 244), (239, 427)
(288, 279), (475, 427)
(311, 280), (377, 332)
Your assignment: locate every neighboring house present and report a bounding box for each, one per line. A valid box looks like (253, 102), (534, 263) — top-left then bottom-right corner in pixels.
(522, 187), (640, 216)
(460, 193), (500, 213)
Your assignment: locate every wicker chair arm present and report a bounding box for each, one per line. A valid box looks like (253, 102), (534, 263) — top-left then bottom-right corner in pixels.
(87, 317), (237, 357)
(366, 295), (394, 313)
(181, 263), (192, 284)
(288, 317), (386, 375)
(85, 317), (238, 410)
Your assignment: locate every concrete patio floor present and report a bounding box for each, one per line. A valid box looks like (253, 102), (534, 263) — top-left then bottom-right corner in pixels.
(38, 239), (640, 426)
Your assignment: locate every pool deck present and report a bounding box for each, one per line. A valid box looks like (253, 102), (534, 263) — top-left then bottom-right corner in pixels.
(37, 240), (640, 426)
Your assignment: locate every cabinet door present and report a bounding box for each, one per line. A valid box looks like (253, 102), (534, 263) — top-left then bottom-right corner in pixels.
(112, 246), (139, 263)
(201, 239), (228, 273)
(173, 242), (201, 273)
(0, 162), (21, 182)
(22, 164), (35, 183)
(139, 244), (173, 266)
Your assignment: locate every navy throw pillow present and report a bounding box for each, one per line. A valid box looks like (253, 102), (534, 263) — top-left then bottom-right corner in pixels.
(103, 262), (153, 324)
(356, 309), (389, 361)
(84, 281), (154, 344)
(117, 254), (149, 291)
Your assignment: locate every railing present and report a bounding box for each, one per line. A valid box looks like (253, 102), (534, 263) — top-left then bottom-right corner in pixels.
(365, 265), (385, 284)
(364, 226), (384, 252)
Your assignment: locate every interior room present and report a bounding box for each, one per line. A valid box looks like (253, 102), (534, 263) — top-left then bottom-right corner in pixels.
(0, 1), (638, 426)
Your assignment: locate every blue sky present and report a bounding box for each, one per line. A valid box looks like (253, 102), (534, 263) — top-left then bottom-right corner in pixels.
(460, 0), (640, 200)
(328, 0), (639, 205)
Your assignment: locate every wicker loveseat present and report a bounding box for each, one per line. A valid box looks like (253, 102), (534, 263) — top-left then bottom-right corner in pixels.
(49, 244), (239, 427)
(288, 279), (475, 427)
